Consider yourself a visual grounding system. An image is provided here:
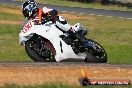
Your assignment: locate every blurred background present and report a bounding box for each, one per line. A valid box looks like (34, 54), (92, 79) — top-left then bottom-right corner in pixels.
(65, 0), (132, 8)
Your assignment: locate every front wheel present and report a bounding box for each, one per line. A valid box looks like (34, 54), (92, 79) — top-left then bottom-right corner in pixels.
(84, 39), (107, 63)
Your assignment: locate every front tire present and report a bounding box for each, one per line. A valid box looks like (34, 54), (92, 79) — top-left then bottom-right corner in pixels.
(25, 35), (56, 62)
(84, 39), (107, 63)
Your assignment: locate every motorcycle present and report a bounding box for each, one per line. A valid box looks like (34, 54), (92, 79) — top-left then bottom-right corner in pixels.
(19, 18), (107, 63)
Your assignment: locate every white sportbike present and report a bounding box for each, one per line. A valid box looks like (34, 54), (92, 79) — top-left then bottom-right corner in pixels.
(19, 18), (107, 63)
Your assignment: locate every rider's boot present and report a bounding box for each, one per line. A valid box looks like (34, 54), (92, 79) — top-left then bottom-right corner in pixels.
(71, 23), (87, 34)
(71, 23), (88, 42)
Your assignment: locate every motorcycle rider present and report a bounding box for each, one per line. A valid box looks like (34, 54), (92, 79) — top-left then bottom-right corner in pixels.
(21, 0), (87, 54)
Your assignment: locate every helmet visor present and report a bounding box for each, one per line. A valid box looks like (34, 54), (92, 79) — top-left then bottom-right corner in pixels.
(24, 4), (32, 11)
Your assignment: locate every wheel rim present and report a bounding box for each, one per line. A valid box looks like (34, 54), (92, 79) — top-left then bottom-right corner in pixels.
(93, 44), (106, 59)
(29, 40), (55, 61)
(84, 40), (106, 59)
(89, 43), (106, 59)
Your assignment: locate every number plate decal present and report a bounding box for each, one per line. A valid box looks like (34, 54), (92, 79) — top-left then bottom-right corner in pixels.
(22, 21), (33, 33)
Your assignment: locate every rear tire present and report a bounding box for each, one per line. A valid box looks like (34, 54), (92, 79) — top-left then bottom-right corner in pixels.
(25, 35), (56, 62)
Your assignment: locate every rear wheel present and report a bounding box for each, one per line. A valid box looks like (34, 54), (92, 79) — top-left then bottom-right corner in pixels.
(84, 39), (107, 63)
(25, 35), (56, 62)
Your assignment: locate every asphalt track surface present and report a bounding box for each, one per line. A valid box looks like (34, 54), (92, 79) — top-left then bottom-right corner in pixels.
(0, 0), (132, 66)
(0, 0), (132, 19)
(0, 62), (131, 68)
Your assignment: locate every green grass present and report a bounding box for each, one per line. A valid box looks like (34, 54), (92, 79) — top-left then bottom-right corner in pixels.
(0, 4), (24, 20)
(1, 83), (132, 88)
(16, 0), (132, 11)
(0, 5), (132, 63)
(0, 4), (30, 61)
(0, 24), (31, 61)
(0, 13), (23, 20)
